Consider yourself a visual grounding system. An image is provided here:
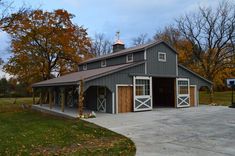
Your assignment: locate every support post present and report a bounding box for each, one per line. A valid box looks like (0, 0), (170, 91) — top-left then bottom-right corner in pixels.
(32, 88), (35, 105)
(49, 88), (52, 109)
(78, 80), (84, 116)
(39, 89), (42, 106)
(231, 85), (235, 107)
(61, 88), (65, 112)
(54, 89), (56, 106)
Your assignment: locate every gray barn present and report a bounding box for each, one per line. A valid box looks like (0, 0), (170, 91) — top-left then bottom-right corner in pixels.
(32, 40), (212, 114)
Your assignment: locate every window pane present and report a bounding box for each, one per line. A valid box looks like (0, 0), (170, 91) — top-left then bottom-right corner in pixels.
(127, 54), (133, 62)
(179, 86), (188, 94)
(136, 85), (144, 95)
(135, 79), (150, 96)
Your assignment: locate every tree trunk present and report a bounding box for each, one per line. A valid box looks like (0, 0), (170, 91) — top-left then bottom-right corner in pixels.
(78, 80), (84, 116)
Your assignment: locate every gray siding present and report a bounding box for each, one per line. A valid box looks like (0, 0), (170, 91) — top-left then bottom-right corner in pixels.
(146, 43), (177, 76)
(79, 51), (145, 71)
(107, 55), (126, 66)
(178, 66), (212, 89)
(84, 86), (112, 113)
(134, 51), (145, 62)
(84, 63), (145, 113)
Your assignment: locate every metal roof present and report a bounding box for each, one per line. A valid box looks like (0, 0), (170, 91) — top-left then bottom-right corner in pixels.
(178, 64), (213, 84)
(79, 40), (178, 65)
(32, 62), (145, 87)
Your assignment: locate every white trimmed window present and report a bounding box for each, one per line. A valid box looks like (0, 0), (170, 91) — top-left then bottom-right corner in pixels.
(83, 64), (87, 70)
(101, 60), (106, 67)
(135, 79), (150, 96)
(126, 53), (133, 62)
(158, 52), (166, 62)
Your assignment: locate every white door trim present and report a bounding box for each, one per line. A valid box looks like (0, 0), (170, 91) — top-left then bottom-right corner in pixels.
(176, 78), (190, 108)
(116, 84), (133, 114)
(133, 76), (152, 111)
(190, 85), (197, 107)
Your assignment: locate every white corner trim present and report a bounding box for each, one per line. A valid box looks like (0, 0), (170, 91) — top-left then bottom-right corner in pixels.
(190, 85), (197, 107)
(112, 92), (115, 114)
(176, 55), (178, 76)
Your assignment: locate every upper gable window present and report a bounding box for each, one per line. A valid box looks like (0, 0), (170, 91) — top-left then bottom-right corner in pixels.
(83, 64), (87, 70)
(126, 53), (133, 63)
(158, 52), (166, 62)
(101, 60), (106, 67)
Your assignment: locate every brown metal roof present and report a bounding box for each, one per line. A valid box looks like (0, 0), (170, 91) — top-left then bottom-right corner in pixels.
(79, 40), (178, 65)
(32, 62), (145, 87)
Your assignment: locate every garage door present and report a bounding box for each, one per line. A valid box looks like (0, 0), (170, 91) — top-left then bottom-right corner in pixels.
(118, 86), (133, 113)
(190, 86), (196, 107)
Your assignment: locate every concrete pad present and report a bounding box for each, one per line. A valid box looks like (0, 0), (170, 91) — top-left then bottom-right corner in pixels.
(86, 106), (235, 156)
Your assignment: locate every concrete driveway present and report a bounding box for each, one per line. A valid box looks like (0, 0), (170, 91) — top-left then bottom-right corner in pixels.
(86, 106), (235, 156)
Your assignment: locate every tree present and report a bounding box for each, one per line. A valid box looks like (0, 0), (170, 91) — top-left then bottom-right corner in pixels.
(154, 26), (195, 65)
(0, 57), (3, 65)
(91, 33), (112, 56)
(1, 9), (92, 85)
(176, 1), (235, 83)
(132, 33), (149, 46)
(0, 77), (9, 96)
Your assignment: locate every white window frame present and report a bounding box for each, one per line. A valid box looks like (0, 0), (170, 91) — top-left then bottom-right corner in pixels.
(133, 76), (152, 111)
(83, 64), (87, 70)
(158, 52), (166, 62)
(126, 53), (133, 63)
(101, 60), (106, 67)
(176, 78), (190, 108)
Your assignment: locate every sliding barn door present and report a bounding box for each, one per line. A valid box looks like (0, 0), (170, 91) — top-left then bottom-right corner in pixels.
(176, 78), (190, 107)
(133, 76), (152, 111)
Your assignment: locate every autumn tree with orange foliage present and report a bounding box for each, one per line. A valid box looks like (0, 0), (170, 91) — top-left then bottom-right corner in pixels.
(1, 9), (92, 85)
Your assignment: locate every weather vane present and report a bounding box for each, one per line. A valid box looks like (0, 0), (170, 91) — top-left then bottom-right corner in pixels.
(116, 31), (120, 40)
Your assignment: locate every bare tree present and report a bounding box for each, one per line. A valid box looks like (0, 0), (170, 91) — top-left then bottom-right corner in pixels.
(91, 33), (112, 56)
(0, 58), (3, 65)
(132, 33), (149, 46)
(154, 26), (182, 46)
(176, 1), (235, 82)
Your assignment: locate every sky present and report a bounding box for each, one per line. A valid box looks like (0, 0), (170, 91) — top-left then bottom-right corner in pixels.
(0, 0), (220, 78)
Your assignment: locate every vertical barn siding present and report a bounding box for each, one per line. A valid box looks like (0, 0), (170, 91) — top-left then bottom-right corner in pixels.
(78, 51), (145, 71)
(133, 51), (145, 62)
(85, 63), (145, 113)
(178, 66), (212, 89)
(147, 43), (177, 76)
(107, 55), (126, 66)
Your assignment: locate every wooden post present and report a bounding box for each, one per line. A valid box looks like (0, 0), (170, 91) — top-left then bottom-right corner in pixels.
(54, 89), (56, 106)
(78, 80), (84, 116)
(39, 89), (42, 106)
(32, 88), (35, 105)
(61, 88), (65, 112)
(49, 88), (52, 109)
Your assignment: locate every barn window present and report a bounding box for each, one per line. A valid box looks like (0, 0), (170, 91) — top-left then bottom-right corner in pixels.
(158, 52), (166, 62)
(101, 60), (106, 67)
(135, 79), (150, 96)
(178, 80), (189, 94)
(126, 53), (133, 62)
(83, 64), (87, 70)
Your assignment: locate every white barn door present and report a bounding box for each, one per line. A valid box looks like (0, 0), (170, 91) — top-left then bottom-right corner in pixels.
(176, 78), (190, 107)
(133, 76), (152, 111)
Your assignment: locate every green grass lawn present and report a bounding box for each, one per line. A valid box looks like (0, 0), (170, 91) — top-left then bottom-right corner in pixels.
(199, 91), (233, 106)
(0, 99), (136, 155)
(0, 97), (35, 106)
